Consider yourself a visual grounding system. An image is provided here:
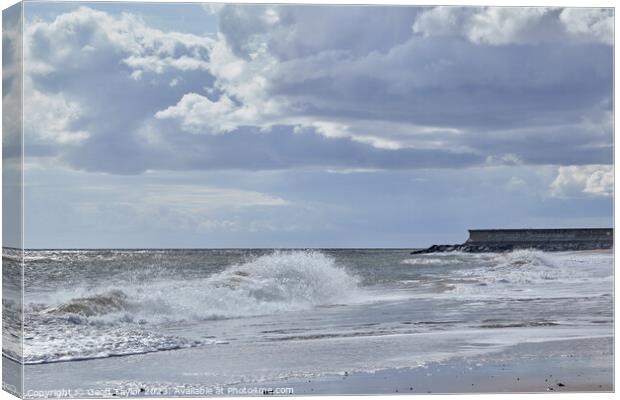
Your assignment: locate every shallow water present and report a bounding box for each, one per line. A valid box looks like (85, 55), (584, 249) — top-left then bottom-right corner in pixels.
(3, 248), (613, 384)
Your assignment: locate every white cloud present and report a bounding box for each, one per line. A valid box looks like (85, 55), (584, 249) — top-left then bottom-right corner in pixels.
(413, 7), (613, 45)
(153, 30), (291, 136)
(413, 7), (553, 45)
(25, 6), (214, 79)
(155, 93), (240, 134)
(24, 82), (90, 145)
(206, 33), (283, 118)
(560, 8), (614, 45)
(21, 5), (220, 155)
(549, 165), (613, 198)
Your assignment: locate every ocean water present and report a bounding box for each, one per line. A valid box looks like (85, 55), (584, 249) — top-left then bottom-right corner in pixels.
(3, 248), (614, 385)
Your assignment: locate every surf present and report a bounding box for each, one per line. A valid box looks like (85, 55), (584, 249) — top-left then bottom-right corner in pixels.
(19, 251), (362, 364)
(42, 250), (361, 323)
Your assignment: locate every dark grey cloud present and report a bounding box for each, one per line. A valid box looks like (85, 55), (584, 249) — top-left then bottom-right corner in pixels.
(460, 122), (613, 166)
(219, 5), (422, 60)
(64, 124), (483, 174)
(267, 37), (612, 144)
(22, 4), (614, 175)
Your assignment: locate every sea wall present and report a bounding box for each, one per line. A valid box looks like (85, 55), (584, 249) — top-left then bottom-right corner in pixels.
(467, 228), (613, 244)
(411, 228), (613, 254)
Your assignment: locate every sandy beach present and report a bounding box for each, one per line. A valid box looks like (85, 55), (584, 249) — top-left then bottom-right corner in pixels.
(283, 337), (613, 395)
(18, 336), (612, 397)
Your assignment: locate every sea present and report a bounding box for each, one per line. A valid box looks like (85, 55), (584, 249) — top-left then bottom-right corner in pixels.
(2, 248), (614, 387)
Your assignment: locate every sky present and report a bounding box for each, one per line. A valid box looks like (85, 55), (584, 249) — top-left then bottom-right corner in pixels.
(4, 3), (614, 248)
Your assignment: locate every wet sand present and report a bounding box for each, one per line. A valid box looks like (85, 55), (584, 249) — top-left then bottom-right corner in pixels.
(20, 336), (612, 397)
(264, 337), (613, 395)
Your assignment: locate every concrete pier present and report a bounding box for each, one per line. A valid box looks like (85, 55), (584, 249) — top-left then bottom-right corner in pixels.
(412, 228), (613, 254)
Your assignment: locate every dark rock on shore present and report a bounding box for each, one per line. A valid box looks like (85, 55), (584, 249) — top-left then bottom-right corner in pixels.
(410, 243), (514, 254)
(411, 241), (612, 254)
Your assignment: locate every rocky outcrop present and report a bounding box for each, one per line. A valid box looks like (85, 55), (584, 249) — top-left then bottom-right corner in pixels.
(411, 241), (612, 254)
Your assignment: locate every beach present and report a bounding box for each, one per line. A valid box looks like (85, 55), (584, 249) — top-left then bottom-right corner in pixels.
(4, 248), (613, 396)
(284, 337), (613, 394)
(19, 336), (612, 396)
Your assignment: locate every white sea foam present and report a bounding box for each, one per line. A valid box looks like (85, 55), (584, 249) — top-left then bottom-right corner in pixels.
(450, 249), (612, 298)
(42, 250), (361, 323)
(24, 323), (206, 365)
(21, 251), (362, 364)
(400, 258), (447, 266)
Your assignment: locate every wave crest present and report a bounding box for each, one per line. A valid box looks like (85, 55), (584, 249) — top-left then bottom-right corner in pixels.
(211, 250), (360, 307)
(37, 250), (360, 323)
(21, 251), (360, 364)
(47, 290), (131, 317)
(450, 249), (596, 297)
(492, 249), (557, 269)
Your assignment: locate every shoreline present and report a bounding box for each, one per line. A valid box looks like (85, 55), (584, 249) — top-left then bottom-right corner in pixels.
(263, 336), (613, 395)
(19, 336), (613, 397)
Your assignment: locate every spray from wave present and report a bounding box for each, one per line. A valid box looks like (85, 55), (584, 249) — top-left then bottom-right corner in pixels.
(21, 251), (361, 364)
(448, 249), (601, 297)
(44, 250), (360, 322)
(491, 249), (557, 270)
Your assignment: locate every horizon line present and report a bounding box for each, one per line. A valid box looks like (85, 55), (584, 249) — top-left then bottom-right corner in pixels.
(3, 246), (423, 251)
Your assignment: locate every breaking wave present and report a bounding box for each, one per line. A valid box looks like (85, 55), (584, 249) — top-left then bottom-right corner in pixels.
(21, 251), (361, 364)
(44, 250), (360, 322)
(491, 249), (557, 270)
(46, 290), (131, 317)
(449, 249), (606, 297)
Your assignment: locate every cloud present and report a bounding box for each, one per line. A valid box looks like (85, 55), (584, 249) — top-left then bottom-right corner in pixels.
(462, 109), (613, 166)
(139, 125), (484, 172)
(560, 8), (614, 45)
(157, 5), (612, 164)
(137, 184), (288, 211)
(549, 165), (613, 198)
(25, 6), (214, 78)
(155, 92), (242, 134)
(24, 84), (90, 145)
(22, 5), (613, 175)
(23, 6), (220, 172)
(413, 7), (613, 45)
(3, 4), (23, 160)
(218, 5), (419, 60)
